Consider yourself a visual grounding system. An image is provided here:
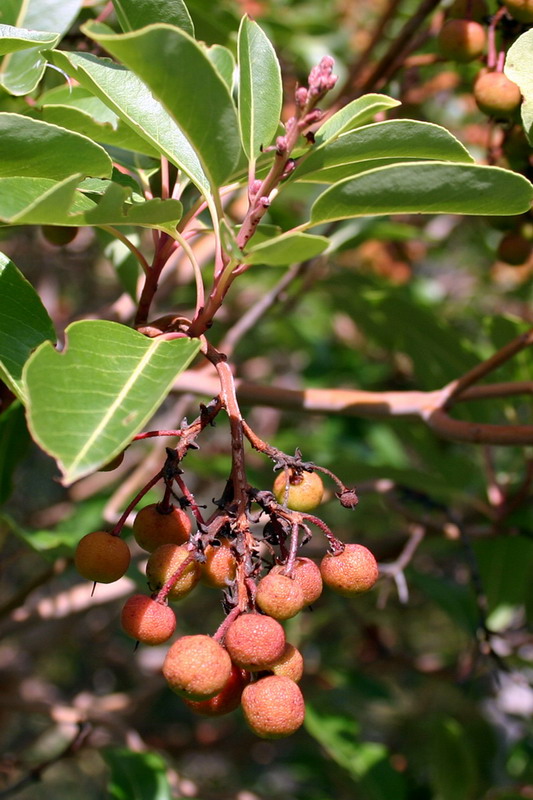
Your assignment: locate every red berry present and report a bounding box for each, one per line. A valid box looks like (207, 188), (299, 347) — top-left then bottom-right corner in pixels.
(163, 635), (232, 700)
(133, 503), (191, 552)
(183, 664), (250, 716)
(224, 613), (286, 671)
(269, 643), (304, 682)
(241, 675), (305, 738)
(121, 594), (176, 645)
(200, 537), (237, 588)
(320, 543), (379, 596)
(272, 557), (323, 605)
(474, 72), (522, 118)
(255, 572), (305, 620)
(146, 543), (199, 601)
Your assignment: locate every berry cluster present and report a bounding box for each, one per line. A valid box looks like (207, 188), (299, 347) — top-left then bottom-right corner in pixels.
(74, 415), (379, 738)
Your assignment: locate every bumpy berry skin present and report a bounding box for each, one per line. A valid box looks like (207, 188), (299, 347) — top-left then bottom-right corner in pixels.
(320, 543), (379, 596)
(200, 537), (237, 588)
(74, 531), (130, 583)
(183, 664), (250, 716)
(256, 573), (305, 620)
(121, 594), (176, 645)
(474, 72), (522, 118)
(163, 635), (232, 700)
(241, 676), (305, 739)
(224, 613), (286, 671)
(272, 557), (323, 605)
(273, 469), (324, 512)
(133, 503), (191, 552)
(146, 543), (199, 601)
(503, 0), (533, 23)
(497, 232), (532, 265)
(269, 643), (304, 682)
(437, 19), (486, 63)
(41, 225), (78, 246)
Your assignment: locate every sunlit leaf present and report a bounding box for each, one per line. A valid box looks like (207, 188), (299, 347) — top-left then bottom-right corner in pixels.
(112, 0), (194, 36)
(505, 29), (533, 144)
(244, 230), (329, 265)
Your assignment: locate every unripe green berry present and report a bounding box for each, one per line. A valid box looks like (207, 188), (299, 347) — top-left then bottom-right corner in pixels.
(474, 72), (522, 118)
(255, 572), (305, 620)
(200, 537), (237, 588)
(273, 469), (324, 512)
(224, 613), (286, 671)
(183, 664), (250, 716)
(241, 675), (305, 738)
(437, 19), (486, 63)
(74, 530), (130, 584)
(163, 635), (232, 700)
(146, 543), (199, 601)
(133, 503), (191, 552)
(269, 643), (304, 682)
(121, 594), (176, 645)
(320, 543), (379, 596)
(503, 0), (533, 23)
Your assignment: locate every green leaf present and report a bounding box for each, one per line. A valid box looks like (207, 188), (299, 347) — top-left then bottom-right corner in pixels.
(473, 537), (533, 625)
(297, 120), (473, 180)
(24, 320), (200, 485)
(0, 175), (182, 229)
(297, 157), (431, 185)
(0, 253), (56, 401)
(0, 113), (112, 180)
(103, 748), (172, 800)
(52, 50), (211, 194)
(83, 22), (241, 188)
(310, 162), (533, 223)
(314, 93), (401, 144)
(206, 43), (235, 91)
(426, 715), (479, 800)
(504, 29), (533, 145)
(244, 230), (329, 265)
(0, 402), (30, 505)
(0, 0), (83, 95)
(237, 15), (282, 161)
(32, 85), (161, 157)
(0, 23), (59, 54)
(112, 0), (194, 36)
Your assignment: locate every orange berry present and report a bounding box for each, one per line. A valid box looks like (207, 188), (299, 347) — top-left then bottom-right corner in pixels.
(272, 557), (323, 605)
(224, 613), (286, 671)
(474, 72), (522, 118)
(200, 537), (237, 588)
(163, 635), (232, 699)
(273, 469), (324, 512)
(256, 572), (305, 620)
(146, 543), (199, 601)
(241, 675), (305, 738)
(121, 594), (176, 645)
(320, 543), (379, 596)
(183, 664), (250, 716)
(496, 232), (532, 265)
(269, 643), (304, 682)
(437, 19), (486, 62)
(133, 503), (191, 552)
(74, 530), (130, 584)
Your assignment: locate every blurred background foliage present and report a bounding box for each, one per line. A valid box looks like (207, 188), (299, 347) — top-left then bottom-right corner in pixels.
(0, 0), (532, 798)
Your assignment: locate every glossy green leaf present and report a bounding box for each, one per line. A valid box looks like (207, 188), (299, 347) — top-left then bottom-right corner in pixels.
(0, 402), (30, 505)
(238, 15), (282, 160)
(84, 22), (241, 188)
(0, 253), (56, 401)
(24, 320), (200, 485)
(315, 93), (401, 144)
(52, 50), (211, 194)
(33, 85), (160, 157)
(504, 29), (533, 145)
(206, 43), (235, 91)
(104, 748), (173, 800)
(310, 162), (533, 223)
(112, 0), (194, 36)
(0, 113), (112, 180)
(298, 156), (427, 184)
(244, 230), (329, 265)
(297, 119), (473, 179)
(0, 23), (59, 55)
(0, 0), (82, 95)
(0, 175), (182, 229)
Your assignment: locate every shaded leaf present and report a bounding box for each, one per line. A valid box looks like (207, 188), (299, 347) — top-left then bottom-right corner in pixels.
(238, 15), (282, 160)
(112, 0), (194, 36)
(52, 50), (211, 194)
(0, 253), (56, 401)
(244, 230), (329, 265)
(310, 162), (533, 223)
(297, 119), (473, 180)
(0, 112), (112, 180)
(426, 715), (479, 800)
(315, 93), (401, 144)
(24, 320), (200, 484)
(206, 43), (235, 91)
(505, 29), (533, 145)
(103, 748), (172, 800)
(0, 402), (30, 505)
(84, 22), (241, 188)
